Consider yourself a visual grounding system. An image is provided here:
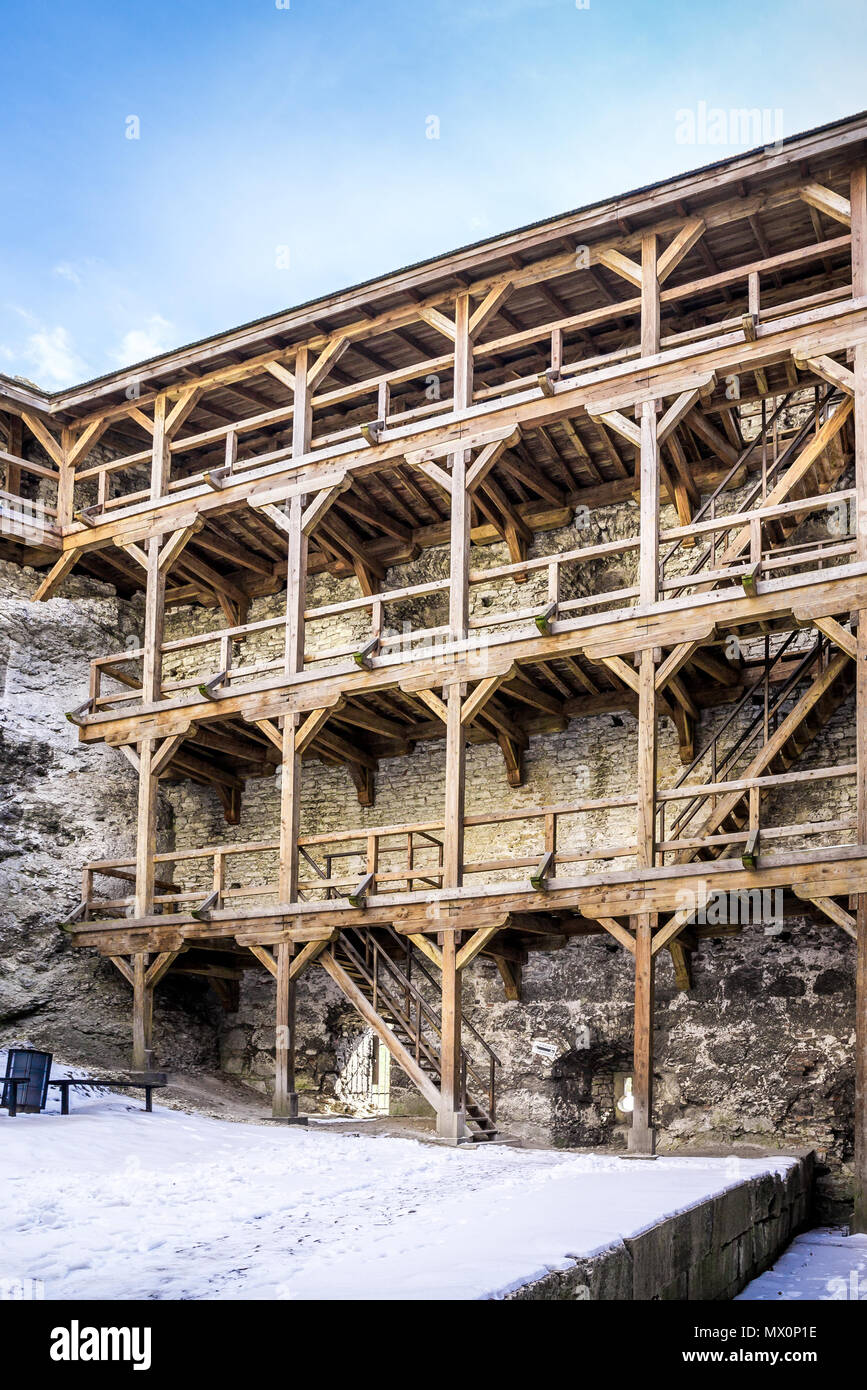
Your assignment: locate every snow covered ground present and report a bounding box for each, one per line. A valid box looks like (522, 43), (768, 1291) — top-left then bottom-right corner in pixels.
(737, 1229), (867, 1300)
(1, 1074), (799, 1300)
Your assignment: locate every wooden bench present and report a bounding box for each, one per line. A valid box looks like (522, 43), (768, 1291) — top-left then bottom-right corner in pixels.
(3, 1077), (165, 1116)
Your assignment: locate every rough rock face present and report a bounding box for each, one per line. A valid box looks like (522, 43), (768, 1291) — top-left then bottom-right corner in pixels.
(0, 560), (219, 1072)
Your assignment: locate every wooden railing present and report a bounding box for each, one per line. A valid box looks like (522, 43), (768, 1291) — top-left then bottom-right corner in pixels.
(82, 469), (856, 718)
(78, 757), (857, 922)
(0, 447), (61, 544)
(63, 238), (851, 520)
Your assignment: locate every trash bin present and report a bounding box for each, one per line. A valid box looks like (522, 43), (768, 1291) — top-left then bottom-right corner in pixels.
(2, 1048), (53, 1114)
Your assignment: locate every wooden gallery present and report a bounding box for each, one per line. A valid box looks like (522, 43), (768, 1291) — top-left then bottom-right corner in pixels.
(3, 113), (867, 1228)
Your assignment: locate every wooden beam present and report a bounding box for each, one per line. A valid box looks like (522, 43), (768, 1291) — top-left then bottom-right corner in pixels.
(296, 702), (342, 755)
(288, 934), (335, 980)
(800, 182), (851, 228)
(248, 944), (278, 977)
(587, 407), (641, 449)
(812, 614), (857, 659)
(32, 550), (78, 602)
(657, 217), (706, 284)
(157, 520), (204, 574)
(802, 894), (857, 940)
(455, 920), (507, 970)
(300, 474), (351, 535)
(469, 279), (514, 338)
(408, 933), (444, 969)
(460, 665), (516, 726)
(793, 352), (855, 396)
(306, 335), (350, 394)
(596, 247), (642, 287)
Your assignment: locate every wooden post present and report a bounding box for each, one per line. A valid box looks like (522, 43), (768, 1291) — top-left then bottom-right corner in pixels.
(134, 519), (167, 920)
(150, 394), (170, 500)
(437, 298), (473, 1140)
(449, 292), (473, 643)
(852, 164), (867, 1232)
(629, 913), (656, 1154)
(6, 416), (22, 498)
(444, 293), (471, 882)
(641, 231), (660, 362)
(628, 231), (661, 1157)
(272, 349), (312, 1119)
(443, 683), (466, 890)
(132, 953), (153, 1073)
(439, 931), (465, 1140)
(58, 426), (75, 529)
(273, 941), (298, 1119)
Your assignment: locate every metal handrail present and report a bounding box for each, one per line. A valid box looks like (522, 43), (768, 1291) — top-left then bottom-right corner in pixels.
(662, 385), (838, 596)
(664, 633), (825, 841)
(336, 926), (500, 1118)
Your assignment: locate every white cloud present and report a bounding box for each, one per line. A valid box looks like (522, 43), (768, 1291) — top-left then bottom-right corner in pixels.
(112, 314), (175, 366)
(24, 326), (86, 387)
(53, 262), (82, 286)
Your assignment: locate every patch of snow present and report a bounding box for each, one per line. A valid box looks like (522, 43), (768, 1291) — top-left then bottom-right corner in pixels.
(737, 1229), (867, 1300)
(1, 1058), (800, 1300)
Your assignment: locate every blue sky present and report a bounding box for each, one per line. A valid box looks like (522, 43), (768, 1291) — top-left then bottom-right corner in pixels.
(2, 0), (865, 390)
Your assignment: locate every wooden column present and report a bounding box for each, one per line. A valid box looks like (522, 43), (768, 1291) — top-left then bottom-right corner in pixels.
(443, 683), (466, 890)
(58, 426), (75, 529)
(852, 164), (867, 1231)
(132, 953), (153, 1073)
(5, 416), (22, 498)
(279, 489), (307, 907)
(273, 941), (298, 1119)
(273, 350), (311, 1119)
(150, 393), (170, 499)
(437, 295), (473, 1140)
(629, 913), (656, 1154)
(640, 231), (660, 361)
(439, 931), (464, 1140)
(629, 232), (660, 1156)
(443, 293), (470, 913)
(449, 293), (473, 642)
(133, 406), (169, 921)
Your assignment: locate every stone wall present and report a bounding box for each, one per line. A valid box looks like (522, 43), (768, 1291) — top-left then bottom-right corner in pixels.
(506, 1154), (814, 1301)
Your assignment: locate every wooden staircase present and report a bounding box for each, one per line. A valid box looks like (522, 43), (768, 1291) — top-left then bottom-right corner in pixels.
(664, 385), (853, 597)
(319, 925), (502, 1141)
(665, 634), (854, 864)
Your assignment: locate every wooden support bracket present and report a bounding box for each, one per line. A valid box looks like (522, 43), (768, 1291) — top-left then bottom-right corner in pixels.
(65, 698), (95, 726)
(347, 872), (375, 909)
(353, 635), (381, 669)
(197, 669), (231, 700)
(741, 827), (760, 870)
(61, 900), (88, 928)
(535, 600), (558, 635)
(191, 890), (219, 922)
(530, 850), (555, 892)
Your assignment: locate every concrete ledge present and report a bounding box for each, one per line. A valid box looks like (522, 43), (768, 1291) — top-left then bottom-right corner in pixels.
(505, 1152), (813, 1301)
